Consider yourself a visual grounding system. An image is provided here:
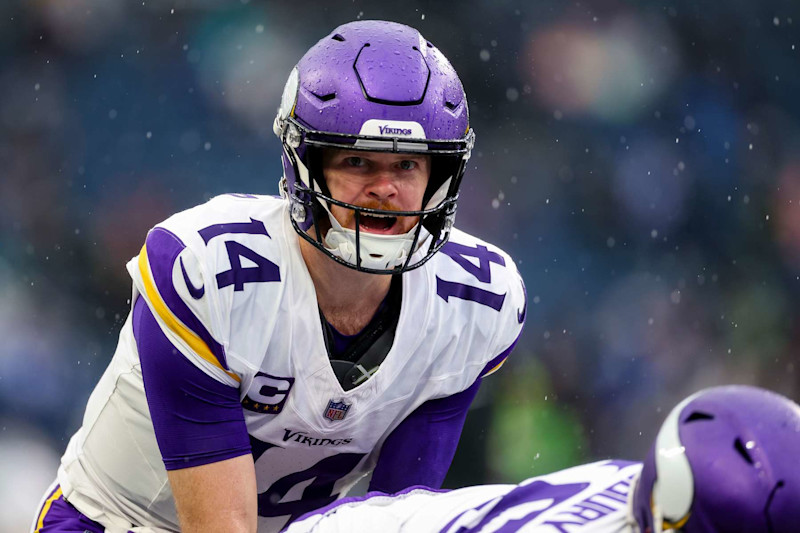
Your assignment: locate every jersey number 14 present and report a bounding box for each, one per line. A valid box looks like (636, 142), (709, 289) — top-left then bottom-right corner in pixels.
(437, 242), (507, 311)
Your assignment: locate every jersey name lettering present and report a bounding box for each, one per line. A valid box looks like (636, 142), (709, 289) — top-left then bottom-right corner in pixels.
(541, 475), (634, 530)
(282, 429), (353, 447)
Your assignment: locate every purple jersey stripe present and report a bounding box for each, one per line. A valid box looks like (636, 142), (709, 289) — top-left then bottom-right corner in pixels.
(133, 296), (251, 470)
(144, 227), (229, 370)
(480, 331), (522, 378)
(369, 378), (482, 493)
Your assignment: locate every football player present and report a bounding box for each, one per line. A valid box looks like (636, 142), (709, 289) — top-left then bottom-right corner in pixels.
(283, 385), (800, 533)
(32, 20), (526, 533)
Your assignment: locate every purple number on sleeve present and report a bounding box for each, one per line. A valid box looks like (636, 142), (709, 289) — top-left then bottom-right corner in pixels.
(198, 217), (269, 244)
(436, 277), (506, 311)
(217, 241), (280, 291)
(437, 242), (507, 311)
(198, 218), (281, 291)
(440, 242), (505, 283)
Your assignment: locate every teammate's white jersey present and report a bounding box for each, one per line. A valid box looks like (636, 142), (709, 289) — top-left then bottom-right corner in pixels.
(284, 460), (641, 533)
(57, 194), (525, 533)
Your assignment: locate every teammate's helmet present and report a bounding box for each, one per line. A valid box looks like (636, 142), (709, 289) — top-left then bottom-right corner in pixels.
(632, 385), (800, 533)
(273, 20), (474, 273)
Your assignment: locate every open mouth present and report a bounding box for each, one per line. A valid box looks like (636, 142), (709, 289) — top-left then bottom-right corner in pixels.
(358, 213), (398, 233)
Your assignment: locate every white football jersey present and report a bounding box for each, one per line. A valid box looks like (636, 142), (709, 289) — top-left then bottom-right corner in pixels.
(57, 194), (526, 533)
(283, 460), (641, 533)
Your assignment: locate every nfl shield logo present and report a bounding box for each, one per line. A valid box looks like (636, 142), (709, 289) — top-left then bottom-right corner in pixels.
(324, 399), (350, 422)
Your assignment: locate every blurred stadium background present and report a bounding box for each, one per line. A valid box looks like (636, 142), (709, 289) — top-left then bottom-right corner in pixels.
(2, 0), (800, 528)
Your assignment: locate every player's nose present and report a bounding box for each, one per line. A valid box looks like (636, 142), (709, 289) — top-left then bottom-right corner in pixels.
(365, 171), (399, 201)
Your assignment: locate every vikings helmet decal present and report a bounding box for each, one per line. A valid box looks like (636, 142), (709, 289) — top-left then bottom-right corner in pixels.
(274, 20), (474, 273)
(632, 385), (800, 533)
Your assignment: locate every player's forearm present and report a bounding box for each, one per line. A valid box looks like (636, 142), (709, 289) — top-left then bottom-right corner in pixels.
(168, 455), (258, 533)
(172, 491), (258, 533)
(178, 512), (256, 533)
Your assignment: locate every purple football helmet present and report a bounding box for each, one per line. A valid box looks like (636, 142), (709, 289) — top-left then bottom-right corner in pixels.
(632, 385), (800, 533)
(273, 20), (474, 273)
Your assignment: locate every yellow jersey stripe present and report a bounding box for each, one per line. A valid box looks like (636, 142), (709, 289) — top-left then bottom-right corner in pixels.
(35, 486), (63, 533)
(664, 513), (691, 530)
(138, 245), (241, 383)
(481, 357), (507, 377)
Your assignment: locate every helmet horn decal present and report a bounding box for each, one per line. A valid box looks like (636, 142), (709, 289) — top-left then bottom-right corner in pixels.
(652, 392), (699, 531)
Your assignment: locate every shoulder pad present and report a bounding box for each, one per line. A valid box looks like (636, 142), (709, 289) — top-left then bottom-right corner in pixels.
(127, 194), (288, 383)
(428, 229), (526, 378)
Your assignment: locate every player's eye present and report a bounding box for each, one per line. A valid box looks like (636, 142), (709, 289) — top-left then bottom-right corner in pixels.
(345, 156), (365, 167)
(398, 160), (417, 170)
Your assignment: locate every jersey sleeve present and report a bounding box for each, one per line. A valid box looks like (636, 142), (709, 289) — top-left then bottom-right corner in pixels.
(421, 232), (527, 395)
(125, 213), (257, 470)
(133, 296), (251, 469)
(480, 261), (526, 378)
(368, 379), (482, 493)
(128, 223), (241, 386)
